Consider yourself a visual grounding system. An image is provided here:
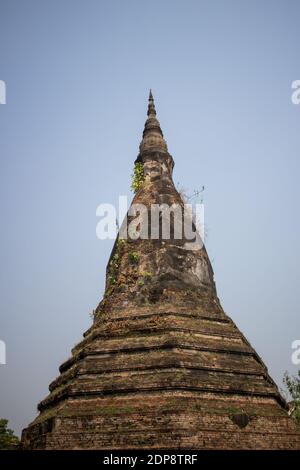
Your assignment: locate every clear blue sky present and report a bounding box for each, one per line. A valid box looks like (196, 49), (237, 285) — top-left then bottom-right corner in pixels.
(0, 0), (299, 436)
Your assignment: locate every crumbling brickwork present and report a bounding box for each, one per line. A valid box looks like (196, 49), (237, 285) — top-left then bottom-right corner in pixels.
(22, 92), (300, 449)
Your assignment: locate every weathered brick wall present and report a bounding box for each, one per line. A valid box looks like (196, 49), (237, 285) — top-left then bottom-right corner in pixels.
(21, 93), (300, 450)
(22, 392), (300, 449)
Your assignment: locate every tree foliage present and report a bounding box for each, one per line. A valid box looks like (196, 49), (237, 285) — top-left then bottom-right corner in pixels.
(283, 371), (300, 422)
(0, 419), (19, 450)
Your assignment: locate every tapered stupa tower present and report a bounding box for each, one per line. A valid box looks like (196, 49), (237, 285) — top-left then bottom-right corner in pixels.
(22, 92), (300, 449)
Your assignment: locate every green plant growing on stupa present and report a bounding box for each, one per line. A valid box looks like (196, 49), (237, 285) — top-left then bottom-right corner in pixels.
(128, 252), (139, 264)
(107, 238), (126, 289)
(131, 162), (144, 192)
(141, 271), (152, 280)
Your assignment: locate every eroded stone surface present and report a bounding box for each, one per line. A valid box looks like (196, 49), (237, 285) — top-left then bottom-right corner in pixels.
(21, 92), (300, 450)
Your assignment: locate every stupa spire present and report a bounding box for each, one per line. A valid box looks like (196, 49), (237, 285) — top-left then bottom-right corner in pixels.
(147, 89), (156, 116)
(139, 90), (168, 155)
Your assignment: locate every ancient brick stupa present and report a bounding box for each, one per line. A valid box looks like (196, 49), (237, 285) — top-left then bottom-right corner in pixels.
(22, 92), (300, 449)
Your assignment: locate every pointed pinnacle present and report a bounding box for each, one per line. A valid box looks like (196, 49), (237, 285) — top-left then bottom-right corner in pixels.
(139, 90), (168, 154)
(147, 89), (156, 116)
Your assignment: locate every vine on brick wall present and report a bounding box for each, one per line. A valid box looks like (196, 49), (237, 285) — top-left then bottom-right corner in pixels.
(131, 162), (144, 192)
